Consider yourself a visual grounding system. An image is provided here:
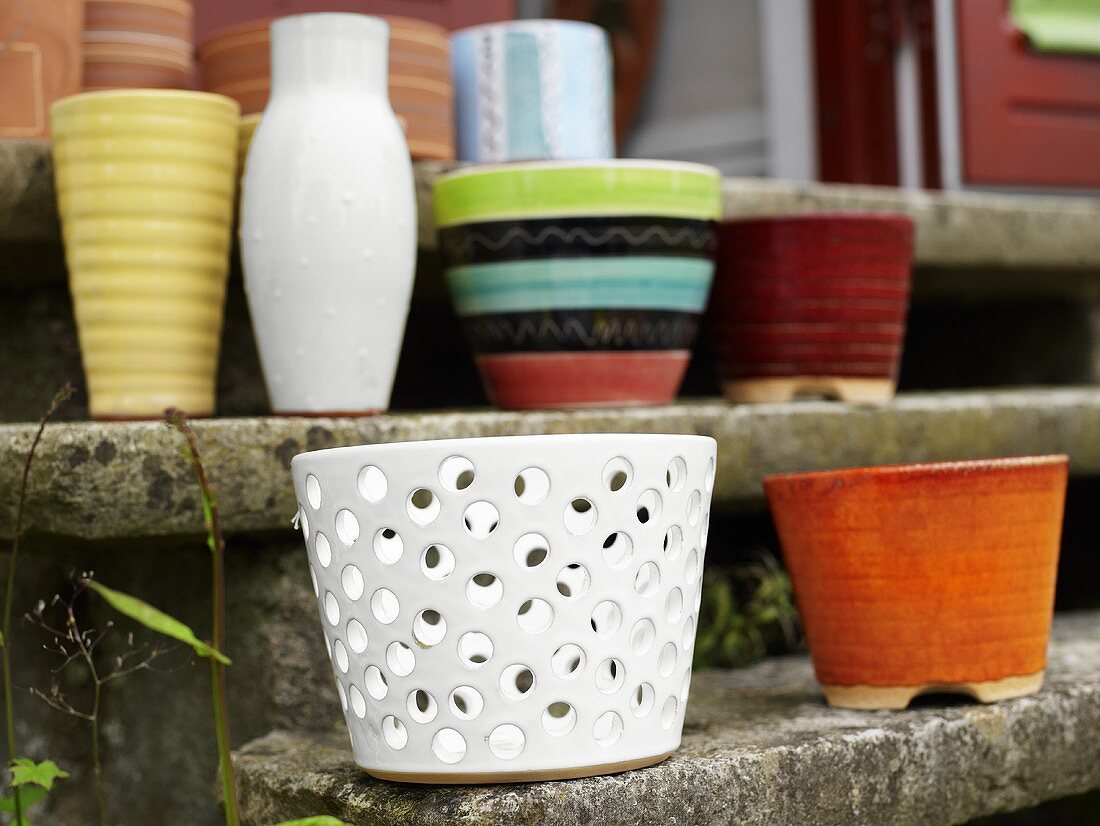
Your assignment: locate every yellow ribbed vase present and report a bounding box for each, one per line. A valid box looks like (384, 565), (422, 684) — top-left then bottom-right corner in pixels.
(51, 89), (240, 418)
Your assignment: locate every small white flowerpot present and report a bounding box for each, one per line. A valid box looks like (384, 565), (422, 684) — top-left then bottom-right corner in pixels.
(291, 433), (716, 783)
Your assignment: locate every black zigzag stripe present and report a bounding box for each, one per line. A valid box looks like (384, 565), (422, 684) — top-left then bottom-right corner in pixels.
(462, 310), (701, 353)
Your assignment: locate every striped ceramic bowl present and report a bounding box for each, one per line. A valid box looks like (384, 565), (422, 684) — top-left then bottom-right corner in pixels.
(434, 161), (723, 410)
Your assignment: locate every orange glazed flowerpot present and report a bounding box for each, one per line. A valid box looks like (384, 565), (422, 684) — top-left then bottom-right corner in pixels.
(764, 455), (1068, 710)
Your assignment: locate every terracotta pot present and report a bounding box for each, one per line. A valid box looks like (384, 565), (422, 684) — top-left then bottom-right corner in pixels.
(434, 160), (722, 410)
(764, 455), (1068, 710)
(0, 0), (83, 138)
(82, 0), (194, 90)
(197, 14), (455, 160)
(51, 89), (239, 419)
(710, 214), (915, 404)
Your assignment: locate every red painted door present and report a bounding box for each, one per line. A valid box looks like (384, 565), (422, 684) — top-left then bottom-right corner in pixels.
(955, 0), (1100, 188)
(194, 0), (514, 41)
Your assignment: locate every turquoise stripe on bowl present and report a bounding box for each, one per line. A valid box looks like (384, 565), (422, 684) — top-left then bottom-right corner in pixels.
(446, 257), (715, 315)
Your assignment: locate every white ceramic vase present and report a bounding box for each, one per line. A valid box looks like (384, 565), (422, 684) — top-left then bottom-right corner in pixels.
(241, 13), (416, 415)
(292, 434), (716, 782)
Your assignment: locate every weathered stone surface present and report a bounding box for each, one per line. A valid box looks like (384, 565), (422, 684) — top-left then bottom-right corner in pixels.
(2, 388), (1100, 540)
(229, 612), (1100, 826)
(6, 138), (1100, 276)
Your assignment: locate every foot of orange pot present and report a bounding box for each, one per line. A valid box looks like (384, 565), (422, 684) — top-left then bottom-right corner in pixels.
(820, 670), (1046, 710)
(721, 377), (895, 404)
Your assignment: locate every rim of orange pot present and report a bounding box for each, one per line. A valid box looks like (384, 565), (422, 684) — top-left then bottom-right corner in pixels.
(763, 454), (1068, 491)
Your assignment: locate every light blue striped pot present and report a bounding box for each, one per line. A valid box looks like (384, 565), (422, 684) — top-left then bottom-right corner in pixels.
(451, 20), (614, 163)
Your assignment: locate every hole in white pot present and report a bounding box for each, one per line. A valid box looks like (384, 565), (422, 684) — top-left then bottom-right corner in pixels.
(593, 711), (623, 747)
(564, 497), (597, 535)
(685, 548), (701, 585)
(687, 490), (702, 526)
(463, 501), (499, 538)
(499, 664), (535, 700)
(439, 456), (475, 492)
(603, 457), (633, 492)
(514, 467), (550, 504)
(595, 658), (625, 694)
(335, 509), (360, 546)
(448, 685), (483, 720)
(431, 728), (466, 764)
(513, 533), (549, 568)
(373, 528), (403, 565)
(305, 474), (322, 509)
(370, 588), (399, 625)
(341, 564), (364, 601)
(658, 642), (677, 677)
(682, 616), (696, 650)
(551, 644), (586, 679)
(555, 564), (590, 599)
(630, 618), (656, 655)
(631, 683), (655, 717)
(680, 668), (692, 703)
(542, 702), (577, 736)
(412, 609), (447, 648)
(364, 665), (388, 700)
(663, 525), (683, 560)
(489, 724), (525, 760)
(386, 641), (415, 677)
(346, 619), (368, 653)
(457, 632), (493, 668)
(517, 598), (554, 634)
(665, 457), (687, 492)
(333, 639), (349, 673)
(636, 489), (662, 525)
(382, 715), (407, 749)
(407, 689), (437, 724)
(590, 601), (622, 636)
(661, 696), (679, 730)
(601, 532), (634, 568)
(406, 488), (439, 526)
(466, 572), (503, 609)
(358, 465), (387, 503)
(349, 683), (366, 718)
(634, 562), (661, 597)
(323, 591), (339, 626)
(665, 588), (684, 623)
(314, 532), (331, 568)
(705, 457), (715, 493)
(421, 544), (455, 581)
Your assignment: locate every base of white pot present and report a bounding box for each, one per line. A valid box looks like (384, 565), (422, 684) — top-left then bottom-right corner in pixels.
(274, 409), (384, 418)
(363, 750), (674, 785)
(820, 670), (1045, 710)
(721, 377), (895, 404)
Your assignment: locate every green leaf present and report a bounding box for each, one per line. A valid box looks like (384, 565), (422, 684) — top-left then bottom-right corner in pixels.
(84, 580), (231, 665)
(0, 783), (48, 811)
(10, 758), (68, 790)
(274, 818), (349, 826)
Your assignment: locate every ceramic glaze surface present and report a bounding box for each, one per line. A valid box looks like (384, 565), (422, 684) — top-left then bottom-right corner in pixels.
(291, 434), (716, 780)
(765, 455), (1068, 709)
(0, 0), (83, 137)
(82, 0), (195, 90)
(241, 13), (416, 415)
(199, 15), (455, 160)
(50, 89), (239, 418)
(451, 19), (613, 162)
(710, 214), (915, 404)
(434, 162), (722, 410)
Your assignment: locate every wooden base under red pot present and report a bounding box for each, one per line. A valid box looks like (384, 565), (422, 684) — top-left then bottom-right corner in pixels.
(710, 214), (914, 405)
(764, 455), (1068, 710)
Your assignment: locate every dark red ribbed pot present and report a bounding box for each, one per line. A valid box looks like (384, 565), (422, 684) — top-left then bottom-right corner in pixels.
(709, 214), (915, 404)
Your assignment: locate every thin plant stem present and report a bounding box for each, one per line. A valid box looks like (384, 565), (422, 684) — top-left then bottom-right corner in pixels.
(90, 681), (104, 826)
(166, 410), (239, 826)
(2, 384), (72, 821)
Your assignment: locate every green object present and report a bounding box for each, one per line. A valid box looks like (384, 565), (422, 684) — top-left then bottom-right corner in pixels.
(434, 161), (722, 226)
(84, 580), (231, 665)
(447, 257), (714, 315)
(275, 818), (349, 826)
(1011, 0), (1100, 55)
(9, 759), (68, 791)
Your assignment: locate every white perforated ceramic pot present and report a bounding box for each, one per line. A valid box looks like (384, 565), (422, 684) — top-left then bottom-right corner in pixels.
(291, 434), (716, 783)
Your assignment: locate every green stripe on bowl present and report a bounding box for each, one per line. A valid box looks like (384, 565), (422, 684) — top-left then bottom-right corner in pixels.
(446, 256), (714, 315)
(434, 160), (722, 227)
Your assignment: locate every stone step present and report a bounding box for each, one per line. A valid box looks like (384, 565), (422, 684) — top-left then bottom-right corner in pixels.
(4, 138), (1100, 289)
(3, 387), (1100, 541)
(228, 611), (1100, 826)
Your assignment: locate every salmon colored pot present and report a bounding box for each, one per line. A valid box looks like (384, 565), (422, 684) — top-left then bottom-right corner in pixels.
(82, 0), (194, 90)
(51, 89), (239, 419)
(710, 214), (915, 404)
(197, 15), (454, 160)
(764, 455), (1068, 710)
(0, 0), (83, 137)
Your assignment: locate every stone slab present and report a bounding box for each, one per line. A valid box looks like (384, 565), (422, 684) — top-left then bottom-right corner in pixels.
(229, 611), (1100, 826)
(5, 137), (1100, 277)
(3, 388), (1100, 540)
